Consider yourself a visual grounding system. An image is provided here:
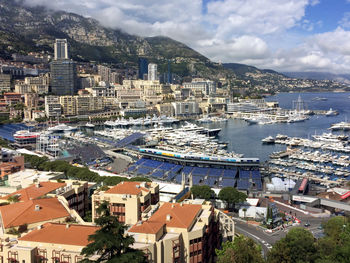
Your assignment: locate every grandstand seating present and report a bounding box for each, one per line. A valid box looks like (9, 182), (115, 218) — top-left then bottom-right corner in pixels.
(252, 179), (263, 190)
(0, 123), (31, 141)
(136, 167), (152, 175)
(171, 165), (182, 173)
(114, 132), (144, 148)
(239, 170), (251, 179)
(158, 162), (176, 171)
(175, 174), (183, 184)
(223, 169), (237, 178)
(220, 178), (236, 187)
(208, 168), (224, 177)
(192, 175), (203, 185)
(251, 170), (261, 179)
(237, 179), (250, 190)
(127, 157), (262, 191)
(151, 170), (165, 178)
(182, 166), (194, 175)
(142, 159), (162, 169)
(192, 167), (209, 176)
(205, 177), (217, 187)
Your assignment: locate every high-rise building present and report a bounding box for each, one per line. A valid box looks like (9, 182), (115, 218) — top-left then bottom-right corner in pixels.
(54, 39), (69, 60)
(97, 65), (111, 83)
(148, 63), (157, 81)
(50, 39), (77, 95)
(50, 60), (77, 95)
(138, 58), (148, 80)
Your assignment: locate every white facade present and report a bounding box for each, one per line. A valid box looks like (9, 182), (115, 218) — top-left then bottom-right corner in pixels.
(54, 39), (69, 60)
(45, 96), (62, 117)
(148, 63), (158, 81)
(171, 101), (199, 116)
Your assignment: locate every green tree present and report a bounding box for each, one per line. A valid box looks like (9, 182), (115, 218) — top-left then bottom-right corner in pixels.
(267, 227), (318, 263)
(218, 187), (247, 209)
(81, 201), (147, 263)
(216, 235), (265, 263)
(191, 185), (215, 200)
(317, 216), (350, 262)
(7, 195), (20, 203)
(322, 216), (348, 241)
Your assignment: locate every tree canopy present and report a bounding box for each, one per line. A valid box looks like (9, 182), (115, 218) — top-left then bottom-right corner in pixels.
(81, 201), (147, 263)
(216, 235), (265, 263)
(218, 187), (247, 209)
(23, 154), (151, 185)
(267, 227), (319, 263)
(191, 185), (215, 200)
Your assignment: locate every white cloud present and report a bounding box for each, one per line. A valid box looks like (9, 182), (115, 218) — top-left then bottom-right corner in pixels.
(20, 0), (350, 73)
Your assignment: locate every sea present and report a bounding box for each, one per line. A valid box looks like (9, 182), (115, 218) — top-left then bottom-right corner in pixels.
(202, 92), (350, 162)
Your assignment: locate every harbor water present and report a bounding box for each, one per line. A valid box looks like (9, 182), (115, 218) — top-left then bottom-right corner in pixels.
(203, 92), (350, 162)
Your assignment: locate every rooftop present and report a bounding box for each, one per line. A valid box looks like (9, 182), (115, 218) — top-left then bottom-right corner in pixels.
(19, 223), (99, 247)
(1, 181), (66, 202)
(105, 181), (151, 196)
(0, 198), (69, 228)
(129, 202), (202, 234)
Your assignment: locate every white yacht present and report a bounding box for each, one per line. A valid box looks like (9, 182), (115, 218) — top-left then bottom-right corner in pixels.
(329, 122), (350, 131)
(325, 108), (339, 116)
(262, 136), (275, 144)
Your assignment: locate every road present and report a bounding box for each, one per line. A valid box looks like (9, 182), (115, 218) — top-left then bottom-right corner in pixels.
(231, 200), (328, 257)
(233, 219), (283, 257)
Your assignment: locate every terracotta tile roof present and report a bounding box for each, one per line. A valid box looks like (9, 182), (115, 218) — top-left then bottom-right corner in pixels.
(0, 181), (66, 202)
(0, 198), (69, 228)
(129, 203), (202, 234)
(19, 223), (99, 247)
(128, 220), (165, 234)
(105, 181), (150, 195)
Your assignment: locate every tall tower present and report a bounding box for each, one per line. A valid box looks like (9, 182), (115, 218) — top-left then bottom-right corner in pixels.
(148, 63), (157, 81)
(138, 58), (148, 80)
(54, 39), (69, 60)
(50, 39), (77, 95)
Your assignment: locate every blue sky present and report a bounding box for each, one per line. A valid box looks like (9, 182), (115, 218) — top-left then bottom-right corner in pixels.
(24, 0), (350, 73)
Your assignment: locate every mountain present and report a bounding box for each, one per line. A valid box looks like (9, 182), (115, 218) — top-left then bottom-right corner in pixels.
(0, 0), (227, 78)
(0, 0), (347, 92)
(223, 63), (284, 77)
(283, 72), (350, 84)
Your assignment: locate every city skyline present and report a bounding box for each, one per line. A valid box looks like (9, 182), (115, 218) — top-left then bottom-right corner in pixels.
(20, 0), (350, 74)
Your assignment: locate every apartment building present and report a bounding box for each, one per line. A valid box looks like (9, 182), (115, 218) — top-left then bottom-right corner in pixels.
(1, 180), (89, 217)
(0, 197), (70, 233)
(171, 101), (200, 117)
(127, 200), (221, 263)
(0, 74), (11, 92)
(58, 95), (104, 116)
(183, 80), (217, 96)
(0, 223), (99, 263)
(92, 181), (159, 225)
(45, 96), (61, 118)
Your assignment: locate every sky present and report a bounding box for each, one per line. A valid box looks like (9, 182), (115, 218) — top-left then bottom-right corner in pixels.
(23, 0), (350, 73)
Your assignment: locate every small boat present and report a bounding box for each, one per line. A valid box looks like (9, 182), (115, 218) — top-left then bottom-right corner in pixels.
(325, 108), (339, 116)
(262, 136), (275, 144)
(312, 97), (328, 101)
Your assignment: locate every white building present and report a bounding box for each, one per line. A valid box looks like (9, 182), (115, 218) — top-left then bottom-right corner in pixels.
(171, 101), (200, 116)
(148, 63), (158, 81)
(45, 96), (62, 117)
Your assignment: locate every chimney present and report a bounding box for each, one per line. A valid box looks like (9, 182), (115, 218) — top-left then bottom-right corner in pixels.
(35, 182), (40, 188)
(37, 225), (42, 230)
(34, 205), (40, 211)
(180, 202), (184, 207)
(66, 224), (70, 229)
(166, 214), (171, 221)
